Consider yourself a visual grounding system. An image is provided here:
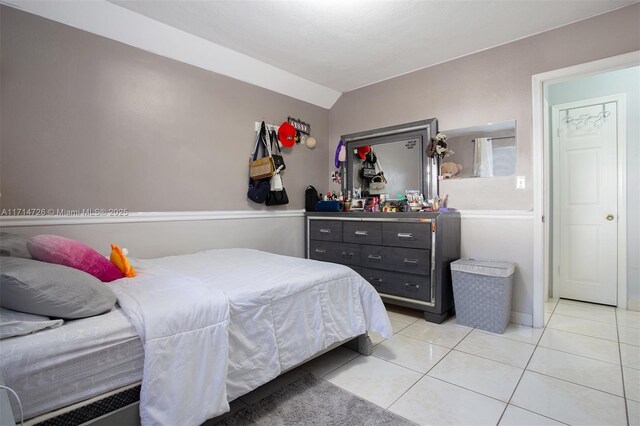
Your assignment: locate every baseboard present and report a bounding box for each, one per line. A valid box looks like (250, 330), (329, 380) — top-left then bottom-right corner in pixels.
(510, 311), (533, 327)
(627, 300), (640, 312)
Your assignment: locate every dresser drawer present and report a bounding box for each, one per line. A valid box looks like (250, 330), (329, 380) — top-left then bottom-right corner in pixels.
(361, 268), (430, 302)
(361, 245), (431, 275)
(309, 220), (342, 242)
(309, 241), (361, 266)
(382, 222), (431, 249)
(343, 221), (382, 245)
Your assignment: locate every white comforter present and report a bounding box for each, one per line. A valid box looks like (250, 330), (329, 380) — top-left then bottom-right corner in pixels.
(110, 249), (392, 426)
(107, 271), (230, 426)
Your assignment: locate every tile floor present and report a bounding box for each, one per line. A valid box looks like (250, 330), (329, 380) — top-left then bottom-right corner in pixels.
(298, 300), (640, 425)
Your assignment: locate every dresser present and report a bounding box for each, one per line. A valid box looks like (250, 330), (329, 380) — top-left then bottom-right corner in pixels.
(306, 212), (460, 323)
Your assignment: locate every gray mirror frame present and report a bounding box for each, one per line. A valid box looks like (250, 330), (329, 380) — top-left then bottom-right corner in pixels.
(342, 118), (438, 200)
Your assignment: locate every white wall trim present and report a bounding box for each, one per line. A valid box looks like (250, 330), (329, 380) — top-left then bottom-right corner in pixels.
(532, 50), (640, 328)
(458, 210), (534, 220)
(510, 311), (533, 327)
(0, 210), (306, 227)
(5, 0), (342, 109)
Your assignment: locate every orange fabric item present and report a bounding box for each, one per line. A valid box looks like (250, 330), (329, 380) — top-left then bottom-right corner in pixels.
(110, 244), (136, 278)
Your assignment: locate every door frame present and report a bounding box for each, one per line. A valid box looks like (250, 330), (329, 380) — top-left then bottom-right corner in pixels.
(532, 51), (638, 327)
(551, 94), (627, 304)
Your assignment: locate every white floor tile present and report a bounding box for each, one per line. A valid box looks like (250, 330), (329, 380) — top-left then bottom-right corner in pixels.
(372, 334), (450, 373)
(455, 329), (535, 368)
(544, 312), (551, 326)
(398, 320), (471, 348)
(527, 346), (624, 396)
(618, 324), (640, 346)
(389, 316), (415, 334)
(511, 371), (627, 426)
(499, 405), (564, 425)
(324, 353), (422, 409)
(628, 399), (639, 426)
(479, 323), (544, 345)
(539, 327), (620, 364)
(616, 309), (640, 329)
(427, 350), (523, 402)
(547, 314), (618, 341)
(624, 366), (640, 402)
(554, 302), (617, 324)
(620, 342), (640, 369)
(300, 346), (359, 378)
(369, 332), (386, 346)
(388, 376), (506, 426)
(544, 299), (559, 314)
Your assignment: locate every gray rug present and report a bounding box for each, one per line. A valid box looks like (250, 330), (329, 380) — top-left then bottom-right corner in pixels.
(215, 373), (416, 425)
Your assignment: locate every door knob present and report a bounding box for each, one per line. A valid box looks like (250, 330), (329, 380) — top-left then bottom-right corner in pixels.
(606, 214), (615, 221)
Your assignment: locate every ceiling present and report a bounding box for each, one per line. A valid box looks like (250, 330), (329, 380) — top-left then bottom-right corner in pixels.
(8, 0), (636, 108)
(110, 0), (636, 93)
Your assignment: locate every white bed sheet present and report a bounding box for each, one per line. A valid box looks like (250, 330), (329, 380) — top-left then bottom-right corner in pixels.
(0, 307), (144, 420)
(2, 248), (392, 423)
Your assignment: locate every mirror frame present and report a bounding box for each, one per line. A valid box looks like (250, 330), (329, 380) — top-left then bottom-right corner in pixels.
(342, 118), (438, 200)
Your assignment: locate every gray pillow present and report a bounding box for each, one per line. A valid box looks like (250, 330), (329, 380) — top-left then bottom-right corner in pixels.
(0, 307), (63, 339)
(0, 257), (116, 319)
(0, 232), (32, 259)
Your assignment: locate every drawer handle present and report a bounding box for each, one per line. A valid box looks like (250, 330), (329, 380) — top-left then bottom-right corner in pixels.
(314, 248), (326, 254)
(404, 258), (419, 265)
(367, 255), (382, 262)
(397, 233), (413, 239)
(341, 251), (354, 258)
(369, 277), (383, 284)
(354, 230), (368, 236)
(319, 228), (331, 233)
(404, 282), (420, 289)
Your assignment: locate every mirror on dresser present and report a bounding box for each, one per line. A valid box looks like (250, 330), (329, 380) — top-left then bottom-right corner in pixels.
(440, 120), (517, 179)
(342, 118), (438, 199)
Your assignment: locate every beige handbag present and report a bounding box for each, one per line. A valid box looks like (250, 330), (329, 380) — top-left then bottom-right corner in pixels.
(249, 122), (275, 180)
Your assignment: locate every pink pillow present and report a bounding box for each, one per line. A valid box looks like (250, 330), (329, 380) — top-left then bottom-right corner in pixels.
(27, 235), (124, 282)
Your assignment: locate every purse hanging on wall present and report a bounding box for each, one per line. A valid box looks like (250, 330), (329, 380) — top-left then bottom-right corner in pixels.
(249, 122), (275, 180)
(270, 129), (286, 171)
(266, 173), (289, 206)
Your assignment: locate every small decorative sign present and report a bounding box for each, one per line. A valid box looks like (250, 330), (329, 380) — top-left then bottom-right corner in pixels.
(287, 116), (311, 135)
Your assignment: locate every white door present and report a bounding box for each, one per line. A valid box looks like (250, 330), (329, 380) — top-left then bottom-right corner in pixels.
(553, 100), (618, 305)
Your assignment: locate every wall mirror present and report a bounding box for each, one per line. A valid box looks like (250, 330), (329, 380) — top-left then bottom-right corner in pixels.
(441, 120), (516, 179)
(343, 118), (438, 200)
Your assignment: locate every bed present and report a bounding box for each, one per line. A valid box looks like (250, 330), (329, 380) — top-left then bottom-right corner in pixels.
(1, 248), (392, 425)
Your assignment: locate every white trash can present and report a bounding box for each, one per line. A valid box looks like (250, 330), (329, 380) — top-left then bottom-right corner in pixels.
(450, 259), (516, 334)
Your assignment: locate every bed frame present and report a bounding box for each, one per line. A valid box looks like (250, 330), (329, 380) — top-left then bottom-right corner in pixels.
(23, 334), (373, 426)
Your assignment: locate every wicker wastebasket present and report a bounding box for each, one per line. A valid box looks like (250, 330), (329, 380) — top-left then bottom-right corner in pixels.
(450, 259), (516, 334)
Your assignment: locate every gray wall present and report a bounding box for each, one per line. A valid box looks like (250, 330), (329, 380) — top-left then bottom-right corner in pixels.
(0, 6), (329, 212)
(328, 3), (640, 319)
(329, 3), (640, 210)
(546, 66), (640, 305)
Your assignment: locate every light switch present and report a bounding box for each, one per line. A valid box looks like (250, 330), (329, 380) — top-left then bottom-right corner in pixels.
(516, 176), (526, 189)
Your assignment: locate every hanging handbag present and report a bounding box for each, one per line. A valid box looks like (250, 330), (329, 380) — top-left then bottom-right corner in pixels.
(270, 166), (284, 191)
(247, 178), (270, 204)
(249, 122), (275, 180)
(360, 160), (376, 179)
(270, 129), (286, 171)
(266, 174), (289, 206)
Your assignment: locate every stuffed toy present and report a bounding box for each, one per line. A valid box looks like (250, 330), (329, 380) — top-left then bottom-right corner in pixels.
(110, 244), (136, 277)
(441, 162), (463, 179)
